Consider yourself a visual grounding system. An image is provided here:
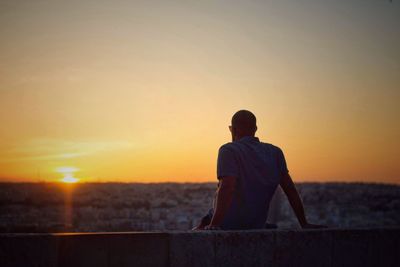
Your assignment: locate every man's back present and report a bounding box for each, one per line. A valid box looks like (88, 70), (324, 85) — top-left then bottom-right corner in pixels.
(217, 136), (288, 230)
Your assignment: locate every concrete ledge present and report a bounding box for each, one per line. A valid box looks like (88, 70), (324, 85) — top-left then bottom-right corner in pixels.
(0, 228), (399, 267)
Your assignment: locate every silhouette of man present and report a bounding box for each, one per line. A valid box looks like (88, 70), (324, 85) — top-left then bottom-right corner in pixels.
(193, 110), (325, 230)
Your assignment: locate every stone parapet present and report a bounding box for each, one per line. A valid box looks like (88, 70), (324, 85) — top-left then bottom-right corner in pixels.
(0, 228), (399, 267)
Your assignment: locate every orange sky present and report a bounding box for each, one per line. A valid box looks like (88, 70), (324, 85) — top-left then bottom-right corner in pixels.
(0, 0), (399, 184)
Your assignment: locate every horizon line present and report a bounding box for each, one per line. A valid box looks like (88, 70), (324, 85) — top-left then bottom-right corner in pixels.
(0, 180), (398, 186)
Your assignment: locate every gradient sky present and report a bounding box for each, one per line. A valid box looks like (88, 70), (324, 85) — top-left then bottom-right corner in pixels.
(0, 0), (399, 183)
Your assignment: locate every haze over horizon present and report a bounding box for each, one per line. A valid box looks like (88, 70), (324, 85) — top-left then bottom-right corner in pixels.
(0, 0), (399, 184)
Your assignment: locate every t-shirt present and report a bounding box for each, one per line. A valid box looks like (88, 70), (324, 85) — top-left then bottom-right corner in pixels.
(215, 136), (289, 230)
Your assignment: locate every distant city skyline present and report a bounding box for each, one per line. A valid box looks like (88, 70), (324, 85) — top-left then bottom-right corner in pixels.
(0, 0), (399, 184)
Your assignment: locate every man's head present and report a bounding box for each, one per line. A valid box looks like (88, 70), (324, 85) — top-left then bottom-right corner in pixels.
(229, 110), (257, 141)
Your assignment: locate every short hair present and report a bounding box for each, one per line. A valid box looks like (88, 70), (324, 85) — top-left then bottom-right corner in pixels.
(231, 110), (257, 134)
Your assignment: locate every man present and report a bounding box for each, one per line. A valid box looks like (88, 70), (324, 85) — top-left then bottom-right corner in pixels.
(193, 110), (325, 230)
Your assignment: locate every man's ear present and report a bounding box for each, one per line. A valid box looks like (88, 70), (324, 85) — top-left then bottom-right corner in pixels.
(254, 126), (258, 133)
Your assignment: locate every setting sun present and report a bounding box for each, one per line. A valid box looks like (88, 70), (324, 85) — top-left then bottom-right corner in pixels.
(61, 175), (79, 183)
(57, 167), (80, 183)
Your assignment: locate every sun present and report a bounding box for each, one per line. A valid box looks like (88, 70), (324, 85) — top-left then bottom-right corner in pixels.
(61, 175), (79, 183)
(57, 166), (80, 183)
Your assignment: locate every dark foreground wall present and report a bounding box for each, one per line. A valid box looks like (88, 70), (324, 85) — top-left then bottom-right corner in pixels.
(0, 228), (399, 267)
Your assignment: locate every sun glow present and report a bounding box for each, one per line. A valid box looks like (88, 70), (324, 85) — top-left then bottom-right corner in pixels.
(61, 175), (79, 183)
(57, 167), (80, 183)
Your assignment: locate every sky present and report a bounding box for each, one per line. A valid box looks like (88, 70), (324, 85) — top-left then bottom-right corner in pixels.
(0, 0), (399, 183)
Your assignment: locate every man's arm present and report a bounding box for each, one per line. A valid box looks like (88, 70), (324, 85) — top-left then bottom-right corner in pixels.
(207, 176), (236, 228)
(280, 173), (326, 229)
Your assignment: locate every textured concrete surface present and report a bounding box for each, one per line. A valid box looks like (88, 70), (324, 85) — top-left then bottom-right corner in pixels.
(0, 234), (58, 267)
(57, 232), (169, 267)
(274, 230), (332, 267)
(0, 228), (399, 267)
(214, 230), (275, 267)
(169, 231), (215, 267)
(331, 228), (400, 267)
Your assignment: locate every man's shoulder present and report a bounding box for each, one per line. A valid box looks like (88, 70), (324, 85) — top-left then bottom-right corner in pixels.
(219, 142), (235, 151)
(261, 142), (282, 151)
(259, 142), (286, 157)
(219, 142), (246, 157)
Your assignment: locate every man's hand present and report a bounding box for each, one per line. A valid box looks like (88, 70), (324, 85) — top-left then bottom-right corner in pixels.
(191, 225), (205, 231)
(192, 225), (221, 231)
(204, 225), (222, 230)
